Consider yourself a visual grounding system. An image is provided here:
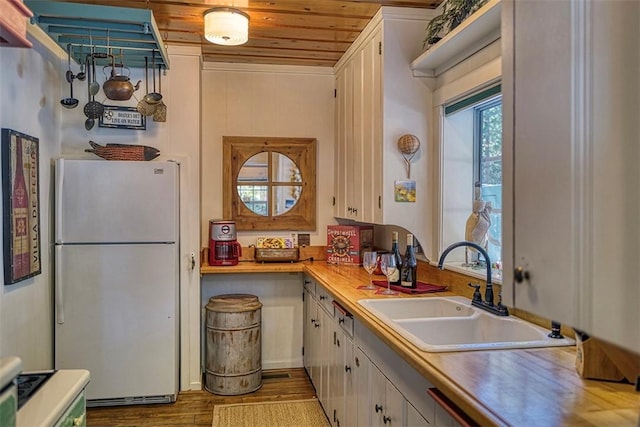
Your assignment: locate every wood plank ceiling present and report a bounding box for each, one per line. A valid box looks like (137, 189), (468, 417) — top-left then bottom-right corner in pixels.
(60, 0), (443, 66)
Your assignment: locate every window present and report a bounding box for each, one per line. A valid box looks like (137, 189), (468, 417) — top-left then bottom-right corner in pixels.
(441, 84), (502, 279)
(475, 98), (502, 265)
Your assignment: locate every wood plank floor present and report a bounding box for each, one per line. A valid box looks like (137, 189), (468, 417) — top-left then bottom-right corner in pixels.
(86, 369), (317, 427)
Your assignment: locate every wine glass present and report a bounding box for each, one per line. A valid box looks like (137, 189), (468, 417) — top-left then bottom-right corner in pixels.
(358, 251), (378, 290)
(377, 254), (399, 295)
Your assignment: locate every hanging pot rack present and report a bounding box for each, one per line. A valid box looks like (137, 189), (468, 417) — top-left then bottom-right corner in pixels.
(25, 0), (169, 69)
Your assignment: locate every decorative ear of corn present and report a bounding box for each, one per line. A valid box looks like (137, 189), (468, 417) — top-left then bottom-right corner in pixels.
(85, 141), (160, 161)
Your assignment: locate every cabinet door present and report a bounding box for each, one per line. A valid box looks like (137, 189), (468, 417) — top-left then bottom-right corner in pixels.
(359, 28), (383, 224)
(343, 336), (356, 427)
(318, 306), (333, 409)
(384, 378), (405, 427)
(303, 287), (314, 380)
(354, 347), (370, 427)
(370, 363), (387, 427)
(406, 402), (430, 427)
(503, 0), (576, 325)
(334, 66), (349, 219)
(330, 327), (346, 427)
(504, 0), (640, 353)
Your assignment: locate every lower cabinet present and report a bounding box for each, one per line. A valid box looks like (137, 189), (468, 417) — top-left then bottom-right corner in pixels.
(304, 276), (469, 427)
(370, 359), (404, 427)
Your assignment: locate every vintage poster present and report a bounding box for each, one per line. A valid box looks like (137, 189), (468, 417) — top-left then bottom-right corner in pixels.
(1, 129), (41, 284)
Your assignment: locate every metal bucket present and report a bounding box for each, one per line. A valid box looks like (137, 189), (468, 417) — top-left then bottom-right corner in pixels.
(205, 294), (263, 395)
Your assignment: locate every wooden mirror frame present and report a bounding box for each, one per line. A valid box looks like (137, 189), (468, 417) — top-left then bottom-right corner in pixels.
(223, 136), (317, 231)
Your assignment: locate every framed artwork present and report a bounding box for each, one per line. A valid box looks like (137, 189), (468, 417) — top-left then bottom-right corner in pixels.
(1, 129), (41, 285)
(394, 180), (416, 203)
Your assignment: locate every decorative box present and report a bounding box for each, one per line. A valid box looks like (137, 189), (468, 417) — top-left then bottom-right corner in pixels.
(326, 225), (373, 265)
(255, 248), (299, 263)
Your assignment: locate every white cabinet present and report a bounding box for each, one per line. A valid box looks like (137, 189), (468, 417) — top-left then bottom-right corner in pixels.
(303, 279), (332, 407)
(333, 7), (434, 247)
(502, 0), (640, 353)
(406, 402), (431, 427)
(304, 276), (458, 426)
(370, 362), (405, 427)
(353, 347), (371, 426)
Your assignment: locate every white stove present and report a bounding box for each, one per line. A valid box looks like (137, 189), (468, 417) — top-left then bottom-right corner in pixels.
(17, 369), (89, 427)
(0, 356), (22, 427)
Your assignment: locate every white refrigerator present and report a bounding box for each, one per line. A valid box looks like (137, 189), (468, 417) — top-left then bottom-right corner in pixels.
(54, 159), (179, 406)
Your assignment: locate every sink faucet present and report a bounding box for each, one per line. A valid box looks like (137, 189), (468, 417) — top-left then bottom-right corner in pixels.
(437, 241), (509, 316)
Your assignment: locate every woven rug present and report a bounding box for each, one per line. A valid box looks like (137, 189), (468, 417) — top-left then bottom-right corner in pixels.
(212, 398), (330, 427)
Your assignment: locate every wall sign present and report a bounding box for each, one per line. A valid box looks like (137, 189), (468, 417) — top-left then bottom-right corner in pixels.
(1, 129), (41, 285)
(99, 106), (146, 130)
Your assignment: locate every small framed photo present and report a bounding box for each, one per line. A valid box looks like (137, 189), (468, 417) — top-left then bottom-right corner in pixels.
(394, 180), (416, 203)
(1, 129), (41, 285)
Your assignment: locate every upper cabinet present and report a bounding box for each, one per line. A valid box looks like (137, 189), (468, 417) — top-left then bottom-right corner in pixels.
(502, 0), (640, 354)
(0, 0), (33, 48)
(333, 7), (436, 247)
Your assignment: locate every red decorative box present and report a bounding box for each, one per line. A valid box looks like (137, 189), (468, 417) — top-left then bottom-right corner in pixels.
(326, 225), (373, 265)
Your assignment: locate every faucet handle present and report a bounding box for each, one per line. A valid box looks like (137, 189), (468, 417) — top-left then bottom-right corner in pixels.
(467, 283), (482, 302)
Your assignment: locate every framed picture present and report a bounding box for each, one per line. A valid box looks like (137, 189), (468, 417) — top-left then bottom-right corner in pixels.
(1, 129), (41, 285)
(99, 105), (146, 130)
(394, 180), (416, 203)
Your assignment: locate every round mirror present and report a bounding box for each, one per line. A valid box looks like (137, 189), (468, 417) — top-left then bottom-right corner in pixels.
(237, 152), (302, 216)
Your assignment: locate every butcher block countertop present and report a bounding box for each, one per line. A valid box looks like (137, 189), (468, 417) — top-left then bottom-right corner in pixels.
(202, 259), (640, 426)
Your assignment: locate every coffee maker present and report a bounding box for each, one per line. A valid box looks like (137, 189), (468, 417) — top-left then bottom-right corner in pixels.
(208, 220), (242, 266)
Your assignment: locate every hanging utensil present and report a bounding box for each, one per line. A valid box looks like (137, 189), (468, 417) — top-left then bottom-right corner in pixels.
(143, 52), (162, 105)
(153, 64), (166, 122)
(60, 44), (79, 109)
(397, 134), (421, 179)
(83, 53), (104, 122)
(137, 56), (156, 117)
(89, 47), (100, 96)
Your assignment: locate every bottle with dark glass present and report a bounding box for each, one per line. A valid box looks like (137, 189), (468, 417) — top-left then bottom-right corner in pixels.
(389, 231), (402, 285)
(400, 233), (417, 289)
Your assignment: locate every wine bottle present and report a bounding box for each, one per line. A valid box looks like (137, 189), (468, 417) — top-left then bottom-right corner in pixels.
(389, 232), (402, 285)
(400, 234), (417, 289)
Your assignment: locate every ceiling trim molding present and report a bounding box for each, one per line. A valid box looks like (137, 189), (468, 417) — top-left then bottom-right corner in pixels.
(334, 6), (438, 74)
(201, 61), (334, 76)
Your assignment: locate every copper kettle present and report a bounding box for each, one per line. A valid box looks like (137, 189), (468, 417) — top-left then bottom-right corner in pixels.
(102, 63), (141, 101)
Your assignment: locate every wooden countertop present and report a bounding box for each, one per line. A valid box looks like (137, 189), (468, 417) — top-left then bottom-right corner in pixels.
(202, 260), (640, 426)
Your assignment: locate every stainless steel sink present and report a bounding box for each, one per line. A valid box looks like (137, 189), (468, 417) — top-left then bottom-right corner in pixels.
(358, 297), (575, 352)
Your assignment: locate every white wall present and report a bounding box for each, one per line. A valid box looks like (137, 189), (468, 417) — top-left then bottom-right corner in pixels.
(0, 27), (64, 369)
(201, 273), (303, 371)
(200, 63), (336, 248)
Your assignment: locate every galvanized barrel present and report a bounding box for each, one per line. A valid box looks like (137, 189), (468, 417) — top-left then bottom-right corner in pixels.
(205, 294), (263, 395)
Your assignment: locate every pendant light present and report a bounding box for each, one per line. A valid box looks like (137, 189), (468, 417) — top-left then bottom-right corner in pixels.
(203, 7), (249, 46)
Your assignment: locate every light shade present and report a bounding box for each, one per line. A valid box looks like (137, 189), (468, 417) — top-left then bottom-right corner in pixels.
(204, 8), (249, 46)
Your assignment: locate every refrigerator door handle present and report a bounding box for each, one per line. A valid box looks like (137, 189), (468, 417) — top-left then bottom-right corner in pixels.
(55, 160), (64, 241)
(55, 246), (64, 324)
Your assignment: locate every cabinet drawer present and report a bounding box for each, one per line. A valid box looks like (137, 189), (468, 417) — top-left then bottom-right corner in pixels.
(333, 301), (354, 338)
(303, 277), (316, 296)
(317, 286), (334, 315)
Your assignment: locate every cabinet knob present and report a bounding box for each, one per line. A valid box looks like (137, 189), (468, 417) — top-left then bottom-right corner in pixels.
(355, 357), (360, 367)
(383, 415), (391, 424)
(514, 266), (530, 283)
(314, 323), (320, 328)
(375, 404), (383, 413)
(338, 317), (344, 324)
(345, 365), (351, 373)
